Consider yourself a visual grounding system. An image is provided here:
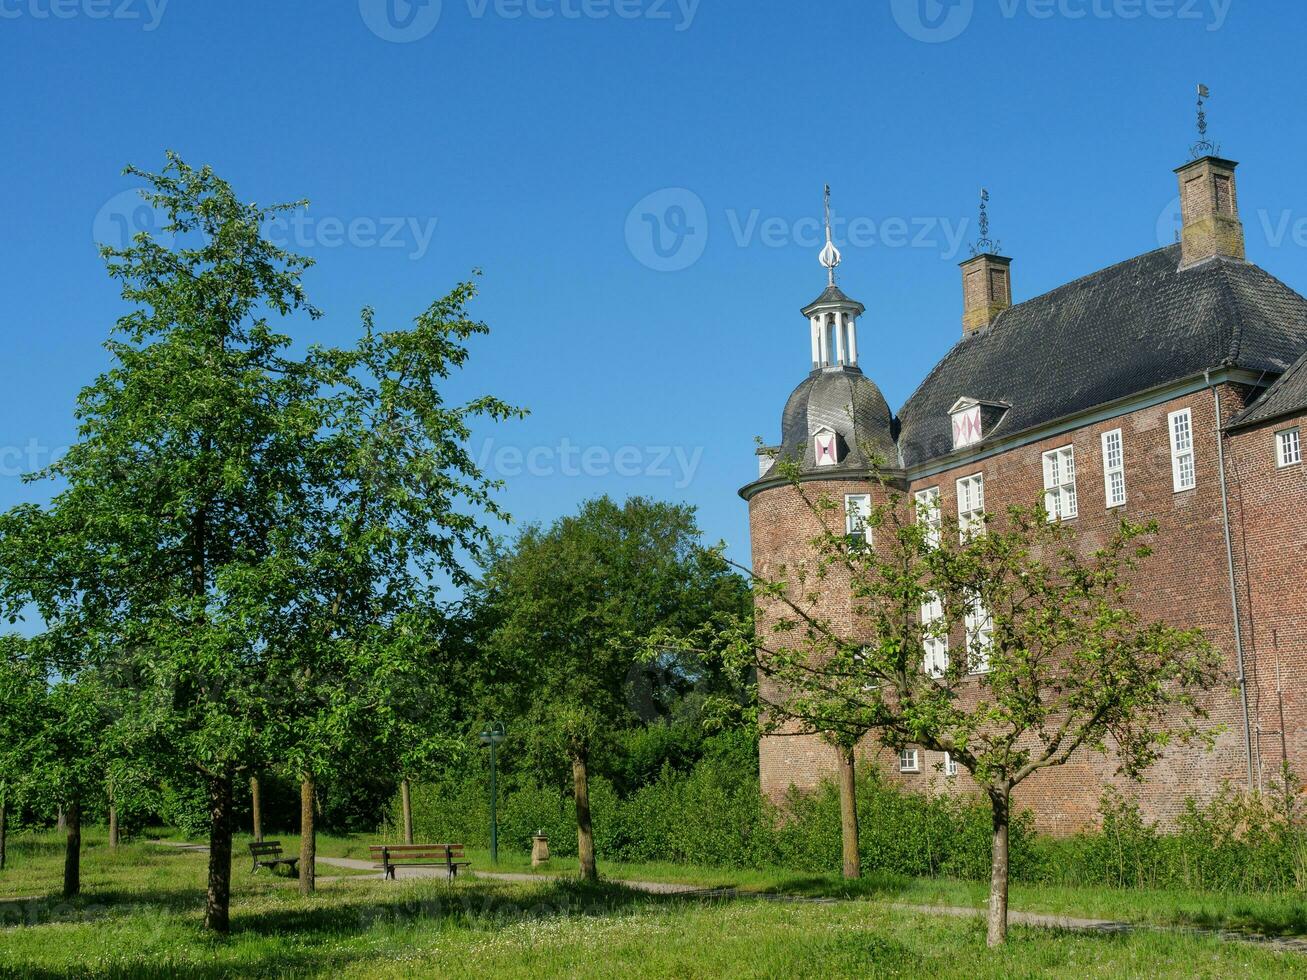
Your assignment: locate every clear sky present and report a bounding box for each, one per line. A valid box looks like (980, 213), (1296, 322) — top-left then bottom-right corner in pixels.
(2, 0), (1305, 579)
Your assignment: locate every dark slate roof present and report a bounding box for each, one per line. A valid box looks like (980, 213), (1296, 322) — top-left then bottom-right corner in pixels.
(896, 245), (1307, 468)
(1232, 347), (1307, 428)
(761, 367), (898, 478)
(801, 284), (865, 315)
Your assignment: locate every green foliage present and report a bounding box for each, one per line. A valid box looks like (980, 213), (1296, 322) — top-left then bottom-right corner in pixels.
(478, 496), (750, 765)
(401, 734), (1307, 896)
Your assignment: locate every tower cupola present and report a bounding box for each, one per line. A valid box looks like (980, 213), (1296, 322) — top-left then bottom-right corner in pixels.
(801, 186), (866, 371)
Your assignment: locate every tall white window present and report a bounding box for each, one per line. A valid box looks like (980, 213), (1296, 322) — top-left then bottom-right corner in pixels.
(964, 593), (993, 674)
(1101, 429), (1126, 508)
(899, 749), (920, 773)
(956, 473), (985, 539)
(943, 752), (959, 778)
(1041, 446), (1078, 520)
(921, 593), (948, 678)
(1169, 408), (1196, 492)
(1277, 427), (1302, 468)
(914, 486), (942, 547)
(845, 494), (872, 546)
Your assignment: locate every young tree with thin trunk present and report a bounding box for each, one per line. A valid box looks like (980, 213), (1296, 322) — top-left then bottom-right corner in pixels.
(268, 287), (522, 896)
(695, 473), (1222, 946)
(250, 777), (263, 843)
(400, 779), (414, 844)
(832, 737), (861, 880)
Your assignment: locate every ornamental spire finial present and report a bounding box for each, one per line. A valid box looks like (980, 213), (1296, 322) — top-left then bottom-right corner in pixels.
(1190, 83), (1220, 159)
(818, 183), (841, 286)
(969, 188), (1001, 257)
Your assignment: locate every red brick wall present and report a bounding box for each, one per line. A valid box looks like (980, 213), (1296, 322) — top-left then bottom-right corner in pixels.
(750, 384), (1276, 833)
(1225, 409), (1307, 800)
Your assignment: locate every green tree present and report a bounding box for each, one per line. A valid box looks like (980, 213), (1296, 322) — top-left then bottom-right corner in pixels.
(0, 153), (321, 932)
(480, 496), (749, 880)
(263, 289), (523, 893)
(712, 478), (1222, 945)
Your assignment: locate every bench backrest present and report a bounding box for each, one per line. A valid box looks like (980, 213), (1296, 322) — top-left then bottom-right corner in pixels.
(249, 841), (283, 856)
(369, 844), (465, 861)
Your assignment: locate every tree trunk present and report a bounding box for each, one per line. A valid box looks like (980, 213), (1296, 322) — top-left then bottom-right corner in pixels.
(571, 750), (597, 882)
(838, 745), (861, 880)
(0, 791), (8, 871)
(56, 805), (65, 833)
(108, 796), (119, 850)
(299, 776), (315, 896)
(204, 772), (233, 934)
(63, 797), (81, 898)
(400, 778), (414, 845)
(986, 784), (1011, 947)
(250, 776), (263, 842)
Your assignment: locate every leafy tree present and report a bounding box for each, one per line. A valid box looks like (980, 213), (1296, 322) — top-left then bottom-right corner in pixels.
(0, 153), (321, 932)
(261, 288), (523, 893)
(0, 640), (48, 873)
(705, 475), (1222, 945)
(479, 496), (749, 880)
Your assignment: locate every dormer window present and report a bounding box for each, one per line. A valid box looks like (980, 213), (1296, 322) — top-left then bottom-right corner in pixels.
(949, 397), (1010, 451)
(813, 427), (841, 467)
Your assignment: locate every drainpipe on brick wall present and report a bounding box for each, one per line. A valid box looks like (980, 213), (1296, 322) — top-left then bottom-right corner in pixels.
(1206, 369), (1255, 792)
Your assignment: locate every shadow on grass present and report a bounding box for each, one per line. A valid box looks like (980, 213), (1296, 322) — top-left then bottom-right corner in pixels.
(230, 877), (688, 939)
(752, 871), (928, 903)
(2, 877), (703, 978)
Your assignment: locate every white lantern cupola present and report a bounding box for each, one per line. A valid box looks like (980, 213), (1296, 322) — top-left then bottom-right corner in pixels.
(801, 185), (866, 372)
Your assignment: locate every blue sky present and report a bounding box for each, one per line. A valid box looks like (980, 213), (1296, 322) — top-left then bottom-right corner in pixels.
(2, 0), (1305, 579)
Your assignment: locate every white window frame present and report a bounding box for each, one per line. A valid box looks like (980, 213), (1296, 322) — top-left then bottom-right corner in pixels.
(956, 473), (985, 539)
(1169, 408), (1196, 492)
(943, 752), (959, 778)
(921, 593), (948, 678)
(898, 748), (920, 773)
(1101, 428), (1126, 508)
(914, 486), (942, 547)
(964, 593), (993, 674)
(844, 493), (873, 546)
(1277, 427), (1302, 468)
(1041, 445), (1078, 521)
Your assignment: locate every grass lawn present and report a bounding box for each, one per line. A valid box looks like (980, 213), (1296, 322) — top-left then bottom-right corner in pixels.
(3, 830), (1307, 978)
(144, 826), (1307, 939)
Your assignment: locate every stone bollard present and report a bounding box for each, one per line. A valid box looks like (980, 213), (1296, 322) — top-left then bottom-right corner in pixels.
(531, 832), (550, 867)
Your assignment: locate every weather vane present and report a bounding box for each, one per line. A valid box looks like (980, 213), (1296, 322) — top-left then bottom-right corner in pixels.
(969, 188), (1000, 256)
(818, 183), (842, 286)
(1191, 83), (1219, 159)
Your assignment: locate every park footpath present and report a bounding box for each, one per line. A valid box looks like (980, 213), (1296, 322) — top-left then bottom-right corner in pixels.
(150, 841), (1307, 955)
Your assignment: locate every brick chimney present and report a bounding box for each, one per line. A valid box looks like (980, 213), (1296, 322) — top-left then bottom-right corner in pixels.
(959, 253), (1012, 336)
(1175, 156), (1245, 269)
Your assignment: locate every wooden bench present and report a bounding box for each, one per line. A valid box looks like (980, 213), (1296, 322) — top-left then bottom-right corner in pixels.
(369, 843), (470, 881)
(248, 841), (299, 876)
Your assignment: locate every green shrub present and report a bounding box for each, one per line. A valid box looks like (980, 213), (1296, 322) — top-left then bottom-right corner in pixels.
(397, 736), (1307, 894)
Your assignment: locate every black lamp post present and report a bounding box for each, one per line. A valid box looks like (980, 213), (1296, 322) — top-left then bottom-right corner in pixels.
(478, 721), (506, 864)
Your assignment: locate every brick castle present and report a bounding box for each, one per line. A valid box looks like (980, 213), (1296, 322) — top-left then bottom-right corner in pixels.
(741, 148), (1307, 832)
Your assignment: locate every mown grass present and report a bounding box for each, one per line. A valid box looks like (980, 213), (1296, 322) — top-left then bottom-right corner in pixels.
(142, 826), (1307, 939)
(2, 831), (1307, 980)
(2, 830), (1306, 978)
